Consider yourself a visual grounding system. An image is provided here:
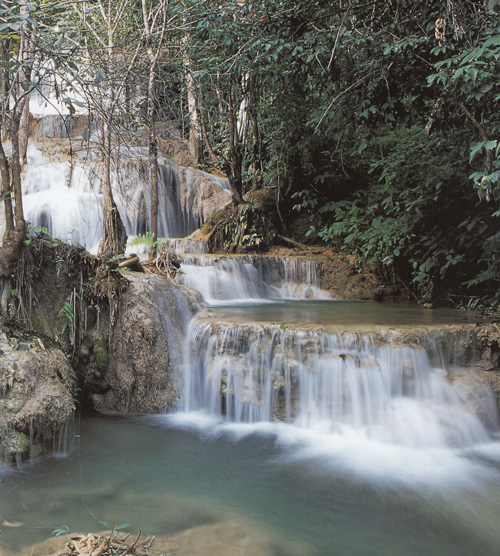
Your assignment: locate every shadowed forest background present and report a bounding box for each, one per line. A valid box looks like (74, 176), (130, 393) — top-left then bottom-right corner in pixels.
(0, 0), (499, 307)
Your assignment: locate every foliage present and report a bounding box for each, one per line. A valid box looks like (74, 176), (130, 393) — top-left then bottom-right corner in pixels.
(58, 296), (74, 335)
(52, 525), (70, 537)
(25, 225), (53, 246)
(129, 232), (165, 252)
(98, 521), (131, 532)
(2, 0), (500, 306)
(261, 0), (500, 305)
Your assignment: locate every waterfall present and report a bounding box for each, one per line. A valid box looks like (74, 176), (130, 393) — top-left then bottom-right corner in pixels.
(17, 127), (231, 251)
(179, 319), (498, 450)
(176, 255), (331, 303)
(161, 238), (208, 256)
(22, 149), (104, 251)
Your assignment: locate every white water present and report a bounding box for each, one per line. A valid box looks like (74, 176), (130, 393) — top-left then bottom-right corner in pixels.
(175, 317), (500, 490)
(18, 136), (230, 252)
(0, 76), (498, 556)
(177, 255), (331, 303)
(22, 151), (104, 250)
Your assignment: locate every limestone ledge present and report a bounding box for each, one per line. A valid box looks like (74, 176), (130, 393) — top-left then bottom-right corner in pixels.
(0, 325), (75, 462)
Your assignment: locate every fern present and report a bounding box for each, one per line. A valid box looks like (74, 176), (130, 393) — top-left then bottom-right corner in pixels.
(58, 297), (74, 334)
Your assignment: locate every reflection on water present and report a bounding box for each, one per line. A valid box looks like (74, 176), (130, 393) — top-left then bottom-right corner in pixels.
(1, 415), (500, 556)
(210, 300), (482, 327)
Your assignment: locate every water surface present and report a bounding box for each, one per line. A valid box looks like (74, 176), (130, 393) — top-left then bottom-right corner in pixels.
(210, 300), (482, 327)
(1, 414), (500, 556)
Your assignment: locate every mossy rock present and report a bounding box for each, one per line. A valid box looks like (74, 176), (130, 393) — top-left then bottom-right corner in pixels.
(95, 346), (108, 371)
(10, 430), (30, 454)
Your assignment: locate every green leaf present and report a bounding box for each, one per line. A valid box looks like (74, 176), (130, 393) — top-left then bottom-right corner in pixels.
(483, 35), (500, 48)
(460, 49), (479, 65)
(52, 525), (70, 537)
(469, 142), (483, 162)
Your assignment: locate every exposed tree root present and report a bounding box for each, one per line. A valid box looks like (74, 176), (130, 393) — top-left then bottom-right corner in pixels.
(142, 250), (180, 279)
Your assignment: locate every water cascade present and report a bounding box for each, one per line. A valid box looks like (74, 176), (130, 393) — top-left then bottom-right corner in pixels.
(18, 128), (231, 252)
(176, 255), (331, 303)
(180, 319), (498, 450)
(2, 101), (500, 556)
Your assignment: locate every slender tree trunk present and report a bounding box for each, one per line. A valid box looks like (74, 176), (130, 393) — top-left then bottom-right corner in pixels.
(0, 104), (28, 315)
(96, 0), (127, 258)
(19, 95), (30, 165)
(11, 108), (25, 232)
(226, 85), (244, 204)
(142, 0), (166, 258)
(99, 122), (127, 257)
(185, 66), (203, 163)
(248, 72), (262, 190)
(147, 66), (159, 257)
(0, 139), (13, 233)
(18, 0), (32, 164)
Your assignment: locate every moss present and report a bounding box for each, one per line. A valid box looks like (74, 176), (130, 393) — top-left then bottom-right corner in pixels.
(210, 209), (224, 223)
(95, 346), (108, 371)
(12, 431), (30, 453)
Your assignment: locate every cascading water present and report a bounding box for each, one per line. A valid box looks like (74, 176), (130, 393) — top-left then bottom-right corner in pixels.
(16, 112), (231, 251)
(176, 255), (331, 303)
(2, 74), (500, 556)
(179, 319), (498, 451)
(22, 145), (104, 250)
(161, 237), (208, 256)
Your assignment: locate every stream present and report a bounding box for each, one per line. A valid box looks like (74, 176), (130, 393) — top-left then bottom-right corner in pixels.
(1, 291), (500, 555)
(0, 406), (500, 555)
(1, 125), (500, 555)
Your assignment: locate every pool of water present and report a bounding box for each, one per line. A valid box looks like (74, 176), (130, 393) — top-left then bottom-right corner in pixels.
(210, 300), (482, 327)
(2, 414), (500, 556)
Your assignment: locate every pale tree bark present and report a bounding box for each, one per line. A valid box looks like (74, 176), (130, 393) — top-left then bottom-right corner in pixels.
(17, 7), (32, 165)
(184, 53), (202, 163)
(142, 0), (168, 257)
(76, 0), (132, 257)
(99, 119), (127, 257)
(224, 85), (244, 204)
(248, 72), (263, 190)
(0, 5), (32, 308)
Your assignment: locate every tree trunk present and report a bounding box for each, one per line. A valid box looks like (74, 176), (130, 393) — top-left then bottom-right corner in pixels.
(0, 105), (27, 313)
(226, 85), (244, 204)
(19, 95), (30, 165)
(18, 0), (32, 164)
(0, 141), (14, 233)
(184, 57), (203, 163)
(147, 68), (159, 258)
(99, 122), (127, 257)
(11, 108), (26, 234)
(142, 0), (168, 258)
(248, 72), (263, 190)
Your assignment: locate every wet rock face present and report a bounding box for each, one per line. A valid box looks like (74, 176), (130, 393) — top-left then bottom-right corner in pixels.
(453, 324), (500, 411)
(0, 326), (75, 461)
(90, 274), (199, 413)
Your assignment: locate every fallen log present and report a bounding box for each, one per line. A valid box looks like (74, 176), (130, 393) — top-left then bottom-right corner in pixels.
(277, 235), (309, 250)
(118, 256), (144, 272)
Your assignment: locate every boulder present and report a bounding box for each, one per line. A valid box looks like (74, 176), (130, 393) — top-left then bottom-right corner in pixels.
(0, 324), (75, 462)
